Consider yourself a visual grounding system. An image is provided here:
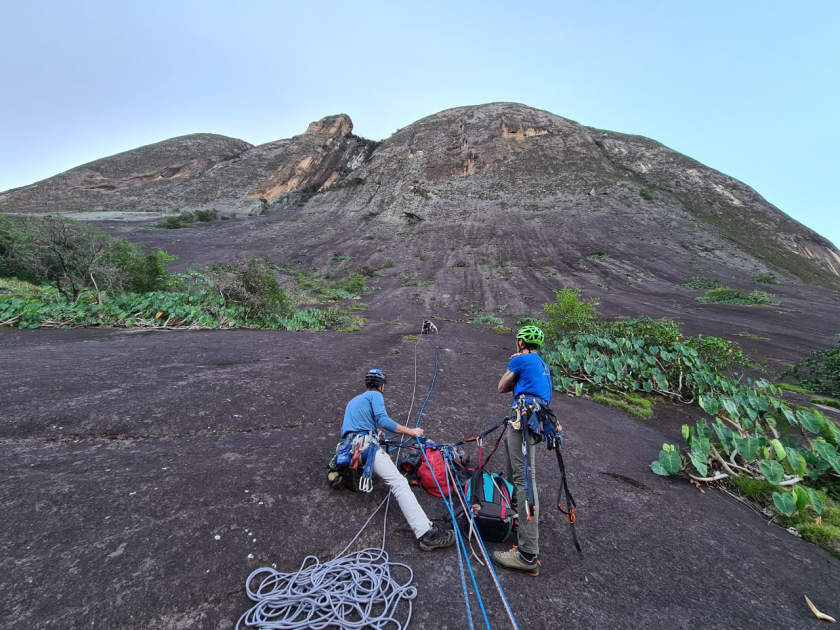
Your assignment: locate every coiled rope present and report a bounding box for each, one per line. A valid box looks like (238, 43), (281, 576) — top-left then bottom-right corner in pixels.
(236, 496), (417, 630)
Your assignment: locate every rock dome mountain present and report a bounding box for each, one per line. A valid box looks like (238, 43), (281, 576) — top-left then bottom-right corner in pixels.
(2, 102), (838, 294)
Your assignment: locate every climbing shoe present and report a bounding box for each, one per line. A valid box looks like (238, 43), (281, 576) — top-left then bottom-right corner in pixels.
(491, 546), (540, 576)
(417, 526), (456, 551)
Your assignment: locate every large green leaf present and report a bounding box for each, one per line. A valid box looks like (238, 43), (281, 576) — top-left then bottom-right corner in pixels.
(792, 485), (809, 512)
(807, 488), (824, 515)
(699, 396), (719, 416)
(759, 459), (785, 485)
(713, 421), (734, 452)
(689, 450), (708, 477)
(782, 447), (807, 476)
(650, 461), (668, 476)
(772, 491), (795, 516)
(658, 448), (682, 475)
(797, 409), (823, 434)
(721, 398), (740, 419)
(734, 437), (759, 463)
(821, 420), (840, 447)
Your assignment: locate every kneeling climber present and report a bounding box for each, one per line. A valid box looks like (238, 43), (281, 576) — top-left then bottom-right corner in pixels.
(335, 368), (455, 551)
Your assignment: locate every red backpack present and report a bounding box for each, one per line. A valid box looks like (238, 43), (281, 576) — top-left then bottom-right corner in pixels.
(416, 448), (452, 497)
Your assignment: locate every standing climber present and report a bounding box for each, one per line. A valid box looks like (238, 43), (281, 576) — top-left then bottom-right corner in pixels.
(493, 326), (554, 576)
(336, 368), (455, 551)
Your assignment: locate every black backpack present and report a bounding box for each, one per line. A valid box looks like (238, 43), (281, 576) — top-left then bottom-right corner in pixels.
(457, 469), (516, 543)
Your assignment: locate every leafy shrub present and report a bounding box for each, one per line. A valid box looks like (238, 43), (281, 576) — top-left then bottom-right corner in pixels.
(753, 271), (781, 285)
(208, 258), (291, 317)
(331, 251), (353, 261)
(591, 316), (683, 349)
(696, 288), (778, 305)
(682, 276), (725, 289)
(329, 273), (368, 297)
(471, 314), (504, 325)
(543, 288), (598, 337)
(782, 336), (840, 398)
(0, 215), (174, 301)
(401, 280), (435, 287)
(586, 249), (611, 260)
(153, 209), (218, 229)
(639, 188), (655, 201)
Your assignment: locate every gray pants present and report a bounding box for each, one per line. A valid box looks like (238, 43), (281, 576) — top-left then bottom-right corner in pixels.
(506, 424), (540, 556)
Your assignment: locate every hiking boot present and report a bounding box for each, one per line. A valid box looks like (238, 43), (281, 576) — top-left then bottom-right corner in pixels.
(491, 546), (540, 576)
(418, 526), (456, 551)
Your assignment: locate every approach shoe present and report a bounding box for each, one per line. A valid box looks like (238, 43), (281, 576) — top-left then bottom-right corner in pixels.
(418, 526), (456, 551)
(491, 546), (540, 576)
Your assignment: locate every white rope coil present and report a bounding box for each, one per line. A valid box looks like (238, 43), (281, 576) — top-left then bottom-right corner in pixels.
(236, 549), (417, 630)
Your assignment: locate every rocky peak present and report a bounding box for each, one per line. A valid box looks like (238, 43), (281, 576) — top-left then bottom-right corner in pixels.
(244, 114), (366, 201)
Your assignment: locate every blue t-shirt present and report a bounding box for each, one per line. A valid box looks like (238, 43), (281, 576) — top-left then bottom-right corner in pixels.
(507, 353), (553, 404)
(341, 390), (399, 436)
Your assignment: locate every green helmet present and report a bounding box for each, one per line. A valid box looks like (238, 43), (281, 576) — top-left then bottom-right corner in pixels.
(516, 325), (545, 347)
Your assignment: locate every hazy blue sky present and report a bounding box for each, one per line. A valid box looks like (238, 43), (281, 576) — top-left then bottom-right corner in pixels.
(1, 1), (837, 246)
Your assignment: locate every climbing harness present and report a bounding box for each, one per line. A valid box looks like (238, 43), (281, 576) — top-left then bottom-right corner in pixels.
(332, 430), (379, 493)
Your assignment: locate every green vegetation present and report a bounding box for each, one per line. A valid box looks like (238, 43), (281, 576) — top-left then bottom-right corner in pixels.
(1, 214), (173, 301)
(639, 188), (655, 201)
(402, 335), (419, 341)
(681, 276), (725, 289)
(736, 332), (771, 342)
(753, 271), (782, 285)
(586, 249), (612, 260)
(153, 209), (220, 229)
(592, 391), (654, 419)
(400, 280), (435, 287)
(331, 251), (353, 261)
(812, 397), (840, 410)
(0, 216), (363, 332)
(782, 336), (840, 398)
(730, 476), (840, 557)
(471, 314), (504, 325)
(696, 288), (778, 306)
(542, 288), (599, 337)
(538, 286), (840, 553)
(777, 383), (815, 395)
(491, 326), (511, 333)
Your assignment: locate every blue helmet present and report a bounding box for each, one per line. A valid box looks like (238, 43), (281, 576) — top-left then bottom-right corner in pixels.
(365, 368), (387, 388)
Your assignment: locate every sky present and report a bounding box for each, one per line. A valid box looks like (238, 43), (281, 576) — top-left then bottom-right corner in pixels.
(1, 0), (837, 246)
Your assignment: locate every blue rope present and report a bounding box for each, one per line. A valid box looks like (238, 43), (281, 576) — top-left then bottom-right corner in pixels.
(443, 451), (521, 630)
(421, 445), (490, 630)
(413, 333), (439, 428)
